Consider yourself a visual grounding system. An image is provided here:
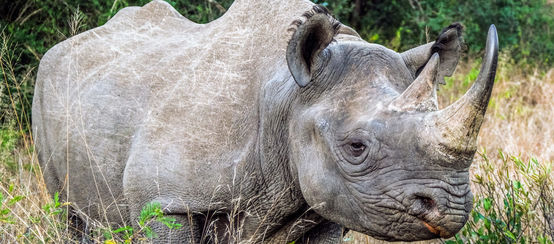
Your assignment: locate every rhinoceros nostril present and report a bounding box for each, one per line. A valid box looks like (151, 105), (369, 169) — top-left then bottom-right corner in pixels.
(412, 195), (437, 216)
(419, 196), (435, 210)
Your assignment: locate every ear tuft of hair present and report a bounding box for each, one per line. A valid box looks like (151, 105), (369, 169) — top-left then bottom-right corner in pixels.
(431, 23), (466, 55)
(287, 5), (341, 36)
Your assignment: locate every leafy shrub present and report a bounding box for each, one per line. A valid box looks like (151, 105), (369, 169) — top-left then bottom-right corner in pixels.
(0, 182), (180, 242)
(100, 202), (182, 243)
(446, 150), (553, 243)
(318, 0), (553, 68)
(0, 184), (26, 225)
(0, 125), (19, 172)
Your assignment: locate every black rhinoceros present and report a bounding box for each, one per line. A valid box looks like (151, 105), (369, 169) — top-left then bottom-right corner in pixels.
(32, 0), (498, 242)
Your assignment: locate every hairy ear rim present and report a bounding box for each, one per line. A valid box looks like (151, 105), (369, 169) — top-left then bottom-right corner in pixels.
(286, 5), (340, 87)
(430, 22), (465, 80)
(404, 23), (465, 86)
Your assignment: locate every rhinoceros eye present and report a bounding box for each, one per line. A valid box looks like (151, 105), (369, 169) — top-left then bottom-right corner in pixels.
(338, 132), (372, 164)
(348, 142), (366, 157)
(342, 140), (368, 160)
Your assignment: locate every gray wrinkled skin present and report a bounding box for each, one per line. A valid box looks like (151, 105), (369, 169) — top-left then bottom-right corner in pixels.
(32, 0), (498, 242)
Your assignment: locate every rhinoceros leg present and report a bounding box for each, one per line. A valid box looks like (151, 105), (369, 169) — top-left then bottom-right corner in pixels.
(297, 221), (344, 244)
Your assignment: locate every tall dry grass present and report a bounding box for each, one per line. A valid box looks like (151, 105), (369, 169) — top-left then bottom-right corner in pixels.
(0, 32), (71, 242)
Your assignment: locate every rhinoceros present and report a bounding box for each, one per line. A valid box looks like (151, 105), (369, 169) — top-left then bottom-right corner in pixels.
(32, 0), (498, 242)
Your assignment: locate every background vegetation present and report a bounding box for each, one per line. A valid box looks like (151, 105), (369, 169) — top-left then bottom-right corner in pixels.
(0, 0), (552, 243)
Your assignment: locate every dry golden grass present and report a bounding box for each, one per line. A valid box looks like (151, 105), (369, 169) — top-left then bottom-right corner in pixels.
(0, 150), (69, 242)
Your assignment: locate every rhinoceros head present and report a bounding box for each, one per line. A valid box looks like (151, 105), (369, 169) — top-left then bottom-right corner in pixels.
(286, 7), (498, 241)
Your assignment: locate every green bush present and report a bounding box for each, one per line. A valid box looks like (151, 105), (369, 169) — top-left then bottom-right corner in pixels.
(100, 201), (182, 243)
(446, 150), (553, 243)
(0, 124), (24, 175)
(317, 0), (553, 68)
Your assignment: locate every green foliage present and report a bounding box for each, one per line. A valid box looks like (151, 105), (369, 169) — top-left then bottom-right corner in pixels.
(0, 184), (25, 225)
(101, 201), (182, 243)
(317, 0), (553, 68)
(138, 202), (183, 238)
(1, 185), (180, 242)
(312, 0), (353, 23)
(35, 192), (68, 241)
(42, 192), (64, 216)
(167, 0), (233, 24)
(0, 124), (35, 177)
(1, 184), (67, 242)
(0, 125), (19, 173)
(445, 150), (553, 243)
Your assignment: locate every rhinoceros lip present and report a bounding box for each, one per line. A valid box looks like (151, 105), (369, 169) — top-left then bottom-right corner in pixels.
(420, 220), (452, 238)
(422, 221), (440, 235)
(405, 198), (454, 238)
(406, 208), (452, 238)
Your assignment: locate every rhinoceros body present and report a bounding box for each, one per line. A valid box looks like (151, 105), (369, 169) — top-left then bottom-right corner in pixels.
(33, 0), (498, 242)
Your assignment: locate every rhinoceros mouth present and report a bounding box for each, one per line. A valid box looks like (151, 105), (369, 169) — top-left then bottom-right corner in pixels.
(406, 208), (462, 239)
(400, 194), (465, 239)
(422, 221), (440, 235)
(420, 219), (453, 238)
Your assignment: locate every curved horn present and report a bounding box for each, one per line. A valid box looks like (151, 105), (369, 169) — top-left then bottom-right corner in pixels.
(429, 25), (498, 155)
(390, 53), (440, 112)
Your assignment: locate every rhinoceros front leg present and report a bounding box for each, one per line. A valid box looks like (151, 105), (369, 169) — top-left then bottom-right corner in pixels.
(297, 221), (344, 244)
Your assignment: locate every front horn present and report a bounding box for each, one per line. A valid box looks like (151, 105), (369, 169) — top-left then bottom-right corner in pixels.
(427, 25), (498, 157)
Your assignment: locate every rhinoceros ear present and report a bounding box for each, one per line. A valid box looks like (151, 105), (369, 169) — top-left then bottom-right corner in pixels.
(287, 7), (339, 87)
(402, 23), (464, 85)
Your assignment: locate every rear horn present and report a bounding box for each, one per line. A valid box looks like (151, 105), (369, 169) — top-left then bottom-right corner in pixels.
(390, 53), (440, 112)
